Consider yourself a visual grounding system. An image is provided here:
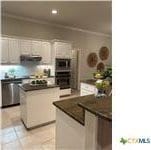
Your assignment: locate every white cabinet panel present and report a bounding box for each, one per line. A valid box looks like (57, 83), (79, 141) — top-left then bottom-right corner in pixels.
(20, 39), (31, 55)
(54, 42), (72, 58)
(1, 38), (9, 64)
(31, 40), (42, 55)
(41, 42), (51, 64)
(80, 83), (96, 96)
(50, 87), (60, 121)
(9, 38), (20, 64)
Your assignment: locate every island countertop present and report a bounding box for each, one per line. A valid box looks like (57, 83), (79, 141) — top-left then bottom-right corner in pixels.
(53, 95), (112, 125)
(19, 83), (59, 92)
(81, 79), (96, 86)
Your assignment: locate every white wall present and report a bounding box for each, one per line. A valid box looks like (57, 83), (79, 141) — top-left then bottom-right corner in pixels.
(2, 16), (112, 80)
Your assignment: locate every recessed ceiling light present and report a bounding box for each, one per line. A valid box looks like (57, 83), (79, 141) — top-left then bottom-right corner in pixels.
(51, 9), (58, 14)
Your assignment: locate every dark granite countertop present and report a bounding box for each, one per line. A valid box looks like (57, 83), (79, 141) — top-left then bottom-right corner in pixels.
(53, 95), (112, 126)
(1, 76), (29, 82)
(81, 79), (97, 86)
(19, 83), (59, 92)
(1, 76), (55, 81)
(78, 96), (112, 121)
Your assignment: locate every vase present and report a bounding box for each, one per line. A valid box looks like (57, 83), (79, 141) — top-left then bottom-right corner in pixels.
(95, 89), (107, 99)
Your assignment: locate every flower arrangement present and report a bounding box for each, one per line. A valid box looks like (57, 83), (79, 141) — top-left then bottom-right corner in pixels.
(95, 79), (110, 90)
(93, 71), (103, 79)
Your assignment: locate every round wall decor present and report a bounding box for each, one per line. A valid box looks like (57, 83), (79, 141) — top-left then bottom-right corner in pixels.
(99, 46), (109, 60)
(97, 62), (105, 71)
(87, 52), (98, 68)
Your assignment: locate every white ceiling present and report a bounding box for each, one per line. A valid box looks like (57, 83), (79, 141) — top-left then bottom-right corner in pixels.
(2, 1), (112, 35)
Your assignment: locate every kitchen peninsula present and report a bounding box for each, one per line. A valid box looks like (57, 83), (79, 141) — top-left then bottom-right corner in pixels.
(19, 83), (60, 129)
(53, 95), (112, 150)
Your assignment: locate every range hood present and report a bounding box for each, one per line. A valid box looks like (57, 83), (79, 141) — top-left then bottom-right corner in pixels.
(20, 55), (42, 61)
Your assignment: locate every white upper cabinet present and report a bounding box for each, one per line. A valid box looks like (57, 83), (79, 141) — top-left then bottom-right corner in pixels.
(1, 37), (9, 64)
(20, 39), (31, 55)
(41, 41), (51, 64)
(1, 36), (52, 65)
(9, 38), (20, 64)
(31, 40), (42, 55)
(53, 42), (72, 58)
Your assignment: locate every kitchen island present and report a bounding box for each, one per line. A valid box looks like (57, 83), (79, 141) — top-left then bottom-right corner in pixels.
(53, 95), (112, 150)
(19, 83), (60, 129)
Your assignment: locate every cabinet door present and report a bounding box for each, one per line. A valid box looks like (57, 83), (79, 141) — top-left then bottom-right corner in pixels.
(20, 39), (31, 55)
(9, 38), (20, 64)
(31, 40), (42, 55)
(1, 38), (9, 64)
(63, 43), (72, 58)
(54, 42), (64, 58)
(41, 42), (51, 64)
(55, 42), (72, 58)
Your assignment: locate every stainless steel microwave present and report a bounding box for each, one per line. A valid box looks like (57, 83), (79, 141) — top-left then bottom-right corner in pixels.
(55, 58), (71, 71)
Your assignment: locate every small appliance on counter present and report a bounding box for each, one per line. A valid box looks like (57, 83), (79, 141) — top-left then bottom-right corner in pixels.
(43, 68), (51, 77)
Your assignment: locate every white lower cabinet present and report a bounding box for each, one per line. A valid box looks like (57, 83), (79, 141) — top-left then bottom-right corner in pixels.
(20, 87), (60, 129)
(80, 83), (96, 96)
(56, 108), (85, 150)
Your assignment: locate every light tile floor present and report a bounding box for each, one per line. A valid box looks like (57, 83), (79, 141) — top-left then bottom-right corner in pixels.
(0, 90), (80, 150)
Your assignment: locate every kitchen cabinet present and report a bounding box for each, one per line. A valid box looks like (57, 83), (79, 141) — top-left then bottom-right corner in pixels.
(56, 108), (85, 150)
(1, 36), (52, 64)
(31, 40), (42, 55)
(41, 41), (51, 64)
(9, 38), (20, 64)
(50, 88), (60, 121)
(20, 39), (31, 55)
(80, 83), (96, 96)
(53, 41), (72, 58)
(19, 87), (60, 129)
(1, 37), (9, 64)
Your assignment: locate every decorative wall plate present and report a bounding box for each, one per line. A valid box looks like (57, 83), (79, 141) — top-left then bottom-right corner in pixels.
(87, 52), (98, 67)
(99, 46), (109, 60)
(97, 62), (105, 71)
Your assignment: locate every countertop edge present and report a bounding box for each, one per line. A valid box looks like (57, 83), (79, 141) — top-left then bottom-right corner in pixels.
(19, 84), (59, 92)
(53, 102), (84, 126)
(78, 103), (112, 122)
(1, 76), (55, 81)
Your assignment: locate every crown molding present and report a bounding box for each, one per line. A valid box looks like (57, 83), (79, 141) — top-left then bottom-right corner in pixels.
(2, 13), (111, 38)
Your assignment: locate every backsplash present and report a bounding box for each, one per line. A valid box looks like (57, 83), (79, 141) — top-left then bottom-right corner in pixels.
(0, 64), (55, 79)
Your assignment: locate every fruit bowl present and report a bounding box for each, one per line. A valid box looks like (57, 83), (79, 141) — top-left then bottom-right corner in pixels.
(30, 80), (47, 86)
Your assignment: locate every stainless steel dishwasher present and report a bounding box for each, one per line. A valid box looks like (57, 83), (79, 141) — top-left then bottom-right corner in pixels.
(2, 79), (22, 107)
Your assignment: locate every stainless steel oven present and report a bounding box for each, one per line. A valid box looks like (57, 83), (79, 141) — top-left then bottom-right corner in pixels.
(56, 58), (71, 71)
(55, 71), (71, 89)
